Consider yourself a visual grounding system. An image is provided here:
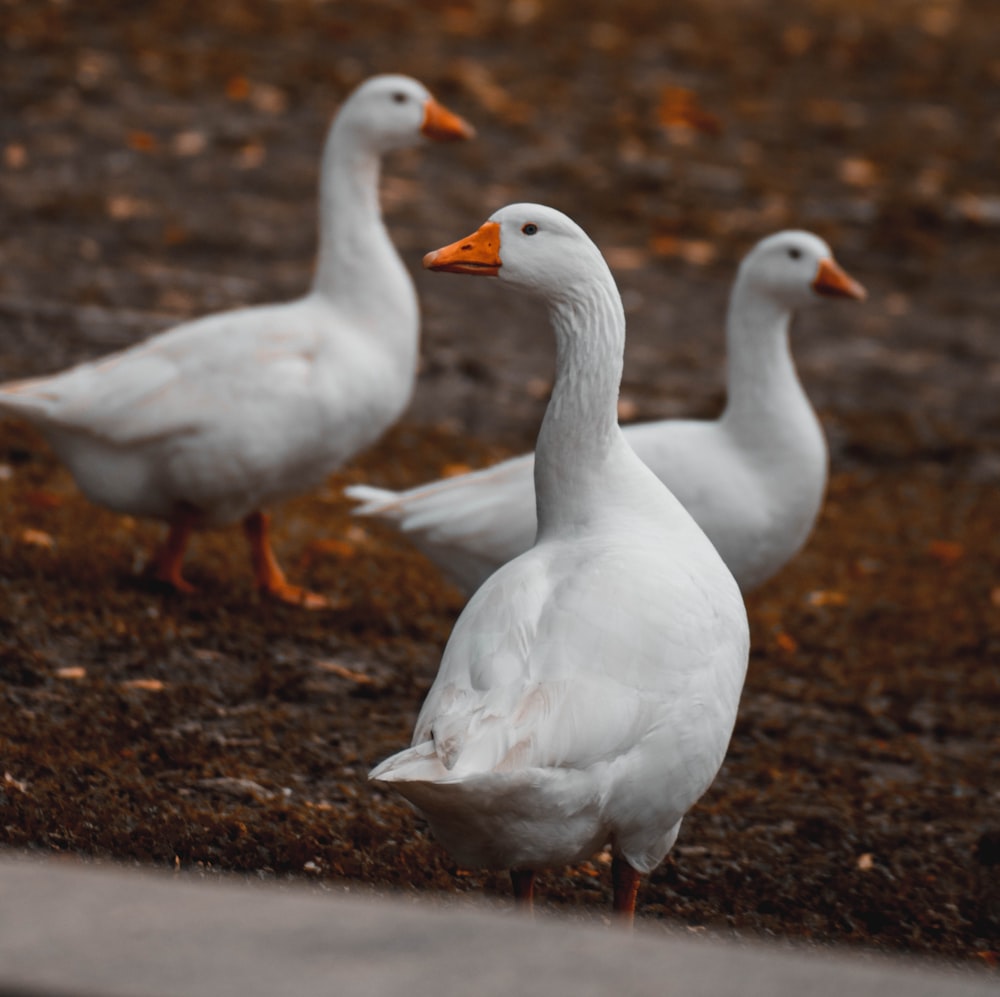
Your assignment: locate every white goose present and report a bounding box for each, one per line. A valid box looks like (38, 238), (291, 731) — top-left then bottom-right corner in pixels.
(348, 230), (866, 595)
(370, 204), (750, 922)
(0, 74), (472, 606)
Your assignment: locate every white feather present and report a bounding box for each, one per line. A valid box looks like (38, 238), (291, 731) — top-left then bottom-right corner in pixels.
(349, 230), (865, 594)
(370, 205), (749, 880)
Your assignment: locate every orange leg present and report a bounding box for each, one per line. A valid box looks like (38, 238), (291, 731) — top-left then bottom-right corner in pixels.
(510, 868), (537, 912)
(611, 856), (641, 927)
(147, 504), (201, 593)
(242, 510), (329, 609)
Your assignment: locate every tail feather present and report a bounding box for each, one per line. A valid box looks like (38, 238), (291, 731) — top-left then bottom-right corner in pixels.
(0, 381), (62, 423)
(344, 484), (401, 516)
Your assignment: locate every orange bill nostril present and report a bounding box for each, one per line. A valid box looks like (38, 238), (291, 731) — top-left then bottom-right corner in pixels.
(423, 221), (502, 275)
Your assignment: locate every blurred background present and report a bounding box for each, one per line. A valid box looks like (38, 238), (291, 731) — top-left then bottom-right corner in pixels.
(1, 0), (998, 966)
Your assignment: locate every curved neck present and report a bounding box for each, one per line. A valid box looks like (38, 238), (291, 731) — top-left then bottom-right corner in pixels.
(720, 280), (809, 427)
(310, 120), (413, 316)
(534, 278), (626, 534)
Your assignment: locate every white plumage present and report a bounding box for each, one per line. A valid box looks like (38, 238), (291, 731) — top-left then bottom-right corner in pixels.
(0, 74), (472, 605)
(349, 230), (866, 595)
(370, 204), (750, 919)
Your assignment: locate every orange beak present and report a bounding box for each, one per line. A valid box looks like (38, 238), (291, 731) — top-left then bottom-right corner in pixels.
(812, 257), (867, 301)
(423, 221), (501, 276)
(420, 98), (475, 142)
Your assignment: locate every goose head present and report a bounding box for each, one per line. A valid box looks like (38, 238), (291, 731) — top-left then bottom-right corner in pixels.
(338, 74), (474, 153)
(738, 230), (867, 310)
(423, 203), (611, 300)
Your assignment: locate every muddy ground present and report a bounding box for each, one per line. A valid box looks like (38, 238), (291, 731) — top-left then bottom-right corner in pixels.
(1, 0), (998, 968)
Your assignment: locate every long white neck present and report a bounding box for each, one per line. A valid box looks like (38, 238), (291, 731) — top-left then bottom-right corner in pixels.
(534, 275), (628, 537)
(309, 119), (418, 350)
(720, 279), (816, 436)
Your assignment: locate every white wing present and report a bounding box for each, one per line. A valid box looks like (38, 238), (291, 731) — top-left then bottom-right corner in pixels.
(346, 455), (538, 591)
(0, 301), (318, 447)
(409, 529), (746, 781)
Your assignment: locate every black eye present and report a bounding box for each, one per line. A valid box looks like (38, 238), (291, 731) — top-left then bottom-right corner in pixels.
(787, 247), (802, 260)
(392, 92), (408, 103)
(522, 223), (538, 236)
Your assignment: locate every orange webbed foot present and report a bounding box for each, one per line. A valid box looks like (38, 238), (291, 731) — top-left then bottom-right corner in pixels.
(243, 510), (341, 610)
(257, 577), (334, 610)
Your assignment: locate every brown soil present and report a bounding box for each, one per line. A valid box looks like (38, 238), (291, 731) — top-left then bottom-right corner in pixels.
(1, 0), (998, 968)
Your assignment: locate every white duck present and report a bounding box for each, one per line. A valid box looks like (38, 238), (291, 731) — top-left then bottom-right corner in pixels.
(0, 74), (473, 606)
(348, 230), (866, 595)
(370, 204), (750, 922)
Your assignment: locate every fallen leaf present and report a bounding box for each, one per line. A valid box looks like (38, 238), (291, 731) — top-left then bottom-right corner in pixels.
(191, 648), (224, 664)
(617, 396), (639, 422)
(927, 539), (963, 564)
(56, 666), (86, 680)
(775, 631), (799, 654)
(838, 157), (877, 188)
(225, 75), (251, 101)
(20, 528), (55, 548)
(106, 194), (154, 220)
(344, 525), (368, 544)
(525, 377), (552, 400)
(250, 82), (288, 115)
(4, 772), (28, 793)
(604, 246), (648, 271)
(857, 852), (874, 871)
(678, 240), (717, 266)
(236, 142), (266, 169)
(649, 235), (717, 266)
(127, 130), (158, 153)
(657, 86), (723, 136)
(121, 678), (165, 692)
(806, 590), (849, 608)
(172, 130), (207, 157)
(442, 462), (473, 478)
(314, 660), (374, 685)
(4, 142), (27, 169)
(650, 234), (680, 257)
(953, 192), (1000, 226)
(162, 224), (189, 247)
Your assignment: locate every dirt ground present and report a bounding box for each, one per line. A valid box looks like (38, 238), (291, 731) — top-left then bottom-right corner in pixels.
(1, 0), (998, 968)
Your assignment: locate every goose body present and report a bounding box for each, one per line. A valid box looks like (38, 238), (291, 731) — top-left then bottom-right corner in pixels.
(0, 74), (472, 604)
(371, 205), (750, 919)
(349, 231), (866, 595)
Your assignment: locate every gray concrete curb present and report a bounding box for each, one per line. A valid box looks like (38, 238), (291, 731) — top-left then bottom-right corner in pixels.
(0, 852), (993, 996)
